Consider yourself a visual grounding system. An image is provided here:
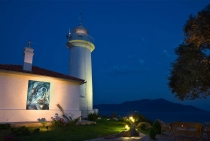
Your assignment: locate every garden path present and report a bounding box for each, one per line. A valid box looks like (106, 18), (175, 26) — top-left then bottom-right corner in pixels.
(86, 132), (209, 141)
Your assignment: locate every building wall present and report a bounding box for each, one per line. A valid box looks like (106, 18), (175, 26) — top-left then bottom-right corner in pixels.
(0, 71), (81, 122)
(69, 46), (93, 117)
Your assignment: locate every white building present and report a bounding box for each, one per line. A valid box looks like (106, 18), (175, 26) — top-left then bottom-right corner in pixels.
(66, 24), (95, 117)
(0, 37), (89, 122)
(0, 18), (96, 122)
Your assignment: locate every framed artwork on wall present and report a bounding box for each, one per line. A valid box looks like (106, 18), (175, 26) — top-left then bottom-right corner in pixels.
(26, 80), (50, 110)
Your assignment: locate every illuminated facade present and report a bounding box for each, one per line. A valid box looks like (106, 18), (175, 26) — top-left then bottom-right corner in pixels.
(0, 43), (85, 122)
(66, 24), (95, 117)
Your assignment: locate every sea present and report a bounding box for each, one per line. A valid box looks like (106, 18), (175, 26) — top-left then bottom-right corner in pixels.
(98, 111), (210, 125)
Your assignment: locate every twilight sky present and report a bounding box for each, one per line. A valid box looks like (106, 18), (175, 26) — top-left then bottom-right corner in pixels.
(0, 0), (210, 111)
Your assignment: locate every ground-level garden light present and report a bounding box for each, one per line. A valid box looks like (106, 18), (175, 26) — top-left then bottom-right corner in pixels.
(121, 116), (139, 137)
(129, 116), (135, 123)
(125, 124), (130, 130)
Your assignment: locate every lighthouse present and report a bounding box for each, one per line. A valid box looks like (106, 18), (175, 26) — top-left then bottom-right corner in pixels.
(66, 19), (95, 117)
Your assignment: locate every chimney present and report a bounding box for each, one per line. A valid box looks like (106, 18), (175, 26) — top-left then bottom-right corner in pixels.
(23, 41), (34, 71)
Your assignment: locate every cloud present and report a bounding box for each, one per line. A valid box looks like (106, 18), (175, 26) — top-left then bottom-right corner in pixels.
(163, 49), (170, 58)
(162, 49), (176, 60)
(128, 55), (144, 65)
(138, 59), (144, 65)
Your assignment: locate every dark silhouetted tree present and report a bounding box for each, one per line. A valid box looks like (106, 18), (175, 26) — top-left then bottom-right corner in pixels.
(168, 4), (210, 100)
(184, 4), (210, 49)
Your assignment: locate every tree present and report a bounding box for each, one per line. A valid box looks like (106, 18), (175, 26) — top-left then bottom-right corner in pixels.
(184, 4), (210, 49)
(168, 4), (210, 100)
(168, 43), (210, 100)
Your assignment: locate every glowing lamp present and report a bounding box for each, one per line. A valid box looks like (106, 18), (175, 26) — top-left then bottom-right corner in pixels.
(129, 116), (135, 123)
(125, 124), (129, 130)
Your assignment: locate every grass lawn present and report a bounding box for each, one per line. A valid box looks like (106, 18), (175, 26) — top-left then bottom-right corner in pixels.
(0, 119), (127, 141)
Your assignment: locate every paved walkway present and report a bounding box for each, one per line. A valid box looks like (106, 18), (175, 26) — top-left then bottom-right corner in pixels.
(85, 134), (175, 141)
(86, 132), (209, 141)
(85, 133), (148, 141)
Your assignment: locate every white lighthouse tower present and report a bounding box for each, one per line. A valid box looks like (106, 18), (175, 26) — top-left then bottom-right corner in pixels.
(66, 18), (95, 118)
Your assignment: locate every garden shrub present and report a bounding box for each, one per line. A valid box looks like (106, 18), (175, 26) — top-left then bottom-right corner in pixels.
(37, 118), (47, 127)
(153, 120), (161, 134)
(122, 117), (132, 126)
(140, 123), (147, 130)
(51, 117), (65, 127)
(137, 122), (152, 130)
(11, 126), (30, 136)
(149, 127), (156, 139)
(33, 128), (40, 133)
(56, 104), (65, 114)
(0, 123), (11, 130)
(138, 122), (147, 130)
(64, 116), (81, 126)
(87, 113), (98, 122)
(56, 103), (81, 127)
(41, 121), (47, 127)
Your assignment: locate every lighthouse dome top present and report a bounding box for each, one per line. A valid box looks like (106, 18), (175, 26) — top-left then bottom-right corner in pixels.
(74, 25), (88, 35)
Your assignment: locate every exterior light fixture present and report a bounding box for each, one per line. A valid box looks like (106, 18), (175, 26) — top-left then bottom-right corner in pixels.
(129, 116), (135, 123)
(125, 124), (129, 130)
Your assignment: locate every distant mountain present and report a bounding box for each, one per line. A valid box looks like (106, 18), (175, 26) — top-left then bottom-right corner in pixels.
(93, 98), (205, 112)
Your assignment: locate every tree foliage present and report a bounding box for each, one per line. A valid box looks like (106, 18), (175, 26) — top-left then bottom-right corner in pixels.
(168, 4), (210, 100)
(184, 4), (210, 49)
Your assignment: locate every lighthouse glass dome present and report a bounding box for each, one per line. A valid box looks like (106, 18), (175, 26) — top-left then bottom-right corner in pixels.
(74, 26), (88, 34)
(68, 25), (94, 43)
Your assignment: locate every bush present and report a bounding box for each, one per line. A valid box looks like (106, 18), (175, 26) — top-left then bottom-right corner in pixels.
(140, 123), (147, 130)
(137, 122), (152, 130)
(41, 121), (47, 127)
(88, 113), (98, 122)
(153, 120), (161, 134)
(37, 118), (47, 127)
(0, 123), (11, 130)
(64, 116), (81, 127)
(56, 103), (81, 127)
(51, 117), (65, 127)
(137, 122), (147, 130)
(11, 126), (30, 136)
(149, 127), (156, 139)
(33, 128), (40, 133)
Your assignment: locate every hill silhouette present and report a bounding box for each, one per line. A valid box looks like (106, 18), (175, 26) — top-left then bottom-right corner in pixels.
(93, 98), (205, 112)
